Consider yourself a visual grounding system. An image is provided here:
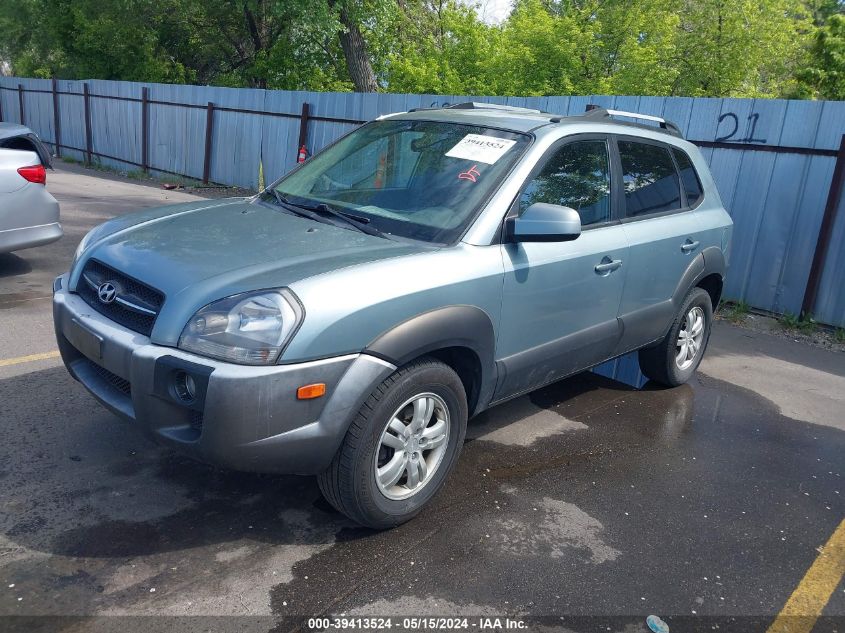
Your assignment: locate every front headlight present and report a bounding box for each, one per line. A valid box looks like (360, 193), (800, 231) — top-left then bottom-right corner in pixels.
(178, 289), (303, 365)
(71, 228), (96, 270)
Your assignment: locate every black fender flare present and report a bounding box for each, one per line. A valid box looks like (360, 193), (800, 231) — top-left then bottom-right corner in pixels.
(364, 305), (497, 414)
(671, 246), (726, 310)
(701, 246), (726, 284)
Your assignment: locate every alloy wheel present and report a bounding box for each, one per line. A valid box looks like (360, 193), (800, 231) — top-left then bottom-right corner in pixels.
(374, 393), (450, 500)
(676, 305), (705, 370)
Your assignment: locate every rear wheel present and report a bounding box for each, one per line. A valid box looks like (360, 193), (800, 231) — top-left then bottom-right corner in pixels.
(318, 358), (467, 529)
(638, 287), (712, 386)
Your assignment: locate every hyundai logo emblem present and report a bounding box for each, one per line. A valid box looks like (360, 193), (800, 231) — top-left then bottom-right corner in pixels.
(97, 282), (118, 304)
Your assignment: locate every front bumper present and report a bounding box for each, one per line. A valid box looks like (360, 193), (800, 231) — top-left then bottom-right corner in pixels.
(52, 277), (396, 474)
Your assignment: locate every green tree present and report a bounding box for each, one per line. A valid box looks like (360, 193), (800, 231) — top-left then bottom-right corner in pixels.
(672, 0), (815, 97)
(587, 0), (681, 95)
(491, 0), (591, 95)
(385, 1), (499, 94)
(794, 12), (845, 99)
(0, 0), (188, 82)
(0, 0), (831, 99)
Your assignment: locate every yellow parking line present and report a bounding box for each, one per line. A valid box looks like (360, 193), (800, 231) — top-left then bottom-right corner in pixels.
(0, 350), (61, 367)
(766, 518), (845, 633)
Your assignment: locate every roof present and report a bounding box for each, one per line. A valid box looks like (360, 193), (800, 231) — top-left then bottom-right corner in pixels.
(389, 103), (684, 139)
(392, 105), (556, 134)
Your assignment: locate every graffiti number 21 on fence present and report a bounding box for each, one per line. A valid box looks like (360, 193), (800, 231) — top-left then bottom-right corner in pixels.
(715, 112), (767, 144)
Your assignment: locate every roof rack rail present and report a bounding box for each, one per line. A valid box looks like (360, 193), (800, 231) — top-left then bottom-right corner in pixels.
(580, 105), (683, 138)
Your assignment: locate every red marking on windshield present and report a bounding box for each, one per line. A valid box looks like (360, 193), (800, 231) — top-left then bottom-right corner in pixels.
(458, 165), (481, 183)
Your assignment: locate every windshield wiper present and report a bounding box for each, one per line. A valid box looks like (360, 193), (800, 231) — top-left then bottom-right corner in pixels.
(308, 203), (388, 239)
(266, 189), (320, 221)
(269, 191), (389, 239)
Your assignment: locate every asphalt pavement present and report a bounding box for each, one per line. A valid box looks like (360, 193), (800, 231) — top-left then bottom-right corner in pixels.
(0, 165), (842, 633)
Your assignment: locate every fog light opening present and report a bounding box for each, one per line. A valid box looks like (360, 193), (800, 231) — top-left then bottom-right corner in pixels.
(173, 370), (197, 403)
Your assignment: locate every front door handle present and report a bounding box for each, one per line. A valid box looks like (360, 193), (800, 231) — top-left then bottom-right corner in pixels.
(681, 239), (700, 253)
(595, 258), (623, 274)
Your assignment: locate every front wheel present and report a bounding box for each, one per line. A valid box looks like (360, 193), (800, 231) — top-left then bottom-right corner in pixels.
(638, 287), (713, 387)
(318, 358), (468, 529)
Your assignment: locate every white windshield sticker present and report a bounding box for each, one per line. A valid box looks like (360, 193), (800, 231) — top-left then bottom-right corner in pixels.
(445, 134), (517, 165)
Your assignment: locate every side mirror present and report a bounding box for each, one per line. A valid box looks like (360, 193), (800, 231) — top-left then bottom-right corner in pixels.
(506, 203), (582, 242)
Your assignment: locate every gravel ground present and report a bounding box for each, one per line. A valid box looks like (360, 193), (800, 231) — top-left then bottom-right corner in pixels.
(716, 305), (845, 354)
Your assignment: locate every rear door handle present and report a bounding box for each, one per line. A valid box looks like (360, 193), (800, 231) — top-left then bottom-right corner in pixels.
(681, 240), (700, 253)
(595, 258), (623, 274)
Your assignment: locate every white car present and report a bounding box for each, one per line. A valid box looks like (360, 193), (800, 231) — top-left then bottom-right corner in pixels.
(0, 125), (61, 253)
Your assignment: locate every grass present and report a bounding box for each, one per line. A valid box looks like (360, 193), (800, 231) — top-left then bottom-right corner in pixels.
(780, 311), (817, 334)
(720, 299), (750, 324)
(834, 328), (845, 344)
(780, 311), (801, 329)
(88, 160), (113, 173)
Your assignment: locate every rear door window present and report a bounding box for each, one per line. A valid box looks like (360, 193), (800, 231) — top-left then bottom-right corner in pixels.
(618, 140), (682, 217)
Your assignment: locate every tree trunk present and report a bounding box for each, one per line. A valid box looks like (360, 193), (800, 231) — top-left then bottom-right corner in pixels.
(337, 6), (379, 92)
(243, 1), (269, 89)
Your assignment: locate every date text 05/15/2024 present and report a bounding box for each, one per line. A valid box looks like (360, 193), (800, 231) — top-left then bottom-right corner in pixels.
(306, 617), (528, 630)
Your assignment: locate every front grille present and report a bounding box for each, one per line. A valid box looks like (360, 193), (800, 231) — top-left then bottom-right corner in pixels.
(77, 260), (164, 336)
(190, 410), (204, 430)
(83, 358), (131, 397)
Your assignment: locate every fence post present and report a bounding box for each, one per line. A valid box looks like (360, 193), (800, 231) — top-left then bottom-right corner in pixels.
(83, 83), (93, 166)
(0, 88), (4, 122)
(141, 87), (149, 173)
(297, 101), (310, 163)
(52, 78), (62, 158)
(17, 84), (25, 126)
(802, 133), (845, 317)
(202, 102), (215, 184)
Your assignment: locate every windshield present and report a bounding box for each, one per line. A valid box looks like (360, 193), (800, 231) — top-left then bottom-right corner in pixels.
(267, 119), (531, 243)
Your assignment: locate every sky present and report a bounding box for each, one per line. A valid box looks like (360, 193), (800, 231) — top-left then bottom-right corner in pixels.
(467, 0), (514, 24)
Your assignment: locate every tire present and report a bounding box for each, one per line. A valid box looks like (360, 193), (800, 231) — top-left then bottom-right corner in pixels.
(317, 357), (468, 529)
(638, 287), (713, 387)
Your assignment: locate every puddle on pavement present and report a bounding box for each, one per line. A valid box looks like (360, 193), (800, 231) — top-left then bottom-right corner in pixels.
(492, 491), (621, 564)
(469, 396), (588, 446)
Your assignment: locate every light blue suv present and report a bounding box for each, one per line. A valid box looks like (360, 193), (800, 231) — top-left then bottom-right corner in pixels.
(53, 104), (732, 528)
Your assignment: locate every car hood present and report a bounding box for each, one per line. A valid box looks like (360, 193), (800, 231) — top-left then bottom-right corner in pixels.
(73, 198), (428, 343)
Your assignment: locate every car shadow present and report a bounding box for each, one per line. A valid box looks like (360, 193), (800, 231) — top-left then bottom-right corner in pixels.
(0, 252), (33, 278)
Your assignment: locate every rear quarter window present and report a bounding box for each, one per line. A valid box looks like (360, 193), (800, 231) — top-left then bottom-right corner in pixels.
(672, 148), (704, 207)
(618, 140), (682, 217)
